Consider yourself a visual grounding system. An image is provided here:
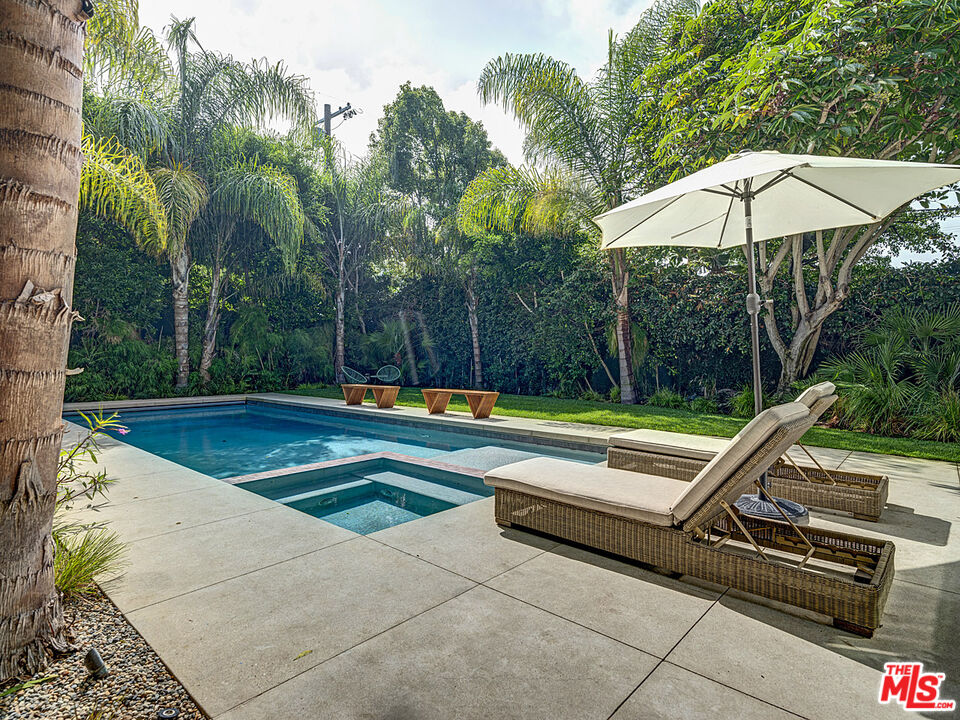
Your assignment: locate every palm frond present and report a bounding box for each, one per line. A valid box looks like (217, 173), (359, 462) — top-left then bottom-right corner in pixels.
(151, 163), (208, 257)
(210, 160), (305, 271)
(80, 134), (167, 252)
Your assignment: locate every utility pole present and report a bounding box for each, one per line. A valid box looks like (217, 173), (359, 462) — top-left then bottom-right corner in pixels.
(323, 102), (355, 136)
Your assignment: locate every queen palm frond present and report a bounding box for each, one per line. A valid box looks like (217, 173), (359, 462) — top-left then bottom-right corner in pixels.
(151, 164), (208, 257)
(79, 134), (167, 253)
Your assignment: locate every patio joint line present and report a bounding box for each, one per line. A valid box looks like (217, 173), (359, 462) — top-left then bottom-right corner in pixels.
(364, 530), (556, 586)
(212, 582), (480, 719)
(479, 582), (661, 659)
(121, 535), (363, 614)
(658, 660), (811, 720)
(113, 502), (306, 545)
(604, 587), (730, 720)
(894, 576), (960, 597)
(97, 482), (219, 509)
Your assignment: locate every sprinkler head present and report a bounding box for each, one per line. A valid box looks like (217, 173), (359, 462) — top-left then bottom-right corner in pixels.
(83, 648), (109, 679)
(157, 709), (180, 719)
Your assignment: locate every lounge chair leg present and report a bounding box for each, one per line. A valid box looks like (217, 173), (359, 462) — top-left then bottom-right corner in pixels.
(833, 617), (874, 638)
(496, 519), (513, 528)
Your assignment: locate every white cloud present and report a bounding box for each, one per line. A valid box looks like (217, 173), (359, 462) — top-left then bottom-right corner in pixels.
(138, 0), (653, 164)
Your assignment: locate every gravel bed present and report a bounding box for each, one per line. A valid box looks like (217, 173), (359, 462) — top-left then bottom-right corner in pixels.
(1, 589), (206, 720)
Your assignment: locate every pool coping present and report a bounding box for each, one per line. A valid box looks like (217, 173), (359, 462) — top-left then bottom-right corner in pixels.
(223, 450), (489, 486)
(63, 391), (627, 457)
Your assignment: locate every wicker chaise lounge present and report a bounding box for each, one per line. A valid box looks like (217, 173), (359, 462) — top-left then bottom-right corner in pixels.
(484, 401), (895, 636)
(607, 382), (890, 521)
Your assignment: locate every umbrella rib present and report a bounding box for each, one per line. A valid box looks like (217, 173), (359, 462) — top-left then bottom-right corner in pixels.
(783, 170), (880, 220)
(753, 170), (792, 195)
(716, 189), (737, 248)
(601, 193), (685, 248)
(671, 213), (727, 240)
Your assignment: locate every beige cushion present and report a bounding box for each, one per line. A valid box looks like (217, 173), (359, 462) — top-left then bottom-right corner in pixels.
(483, 457), (687, 526)
(671, 402), (810, 521)
(609, 428), (726, 461)
(795, 382), (835, 409)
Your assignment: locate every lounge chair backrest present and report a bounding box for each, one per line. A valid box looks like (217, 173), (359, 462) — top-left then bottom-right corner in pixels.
(795, 381), (835, 409)
(672, 402), (810, 526)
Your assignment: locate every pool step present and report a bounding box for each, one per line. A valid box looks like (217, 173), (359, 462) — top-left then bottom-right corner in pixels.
(275, 478), (371, 505)
(361, 471), (485, 506)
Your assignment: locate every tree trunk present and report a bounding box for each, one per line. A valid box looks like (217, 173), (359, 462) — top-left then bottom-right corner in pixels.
(608, 249), (636, 403)
(414, 310), (439, 376)
(199, 259), (222, 383)
(334, 262), (345, 384)
(397, 309), (419, 385)
(0, 0), (90, 680)
(170, 249), (191, 389)
(464, 272), (483, 389)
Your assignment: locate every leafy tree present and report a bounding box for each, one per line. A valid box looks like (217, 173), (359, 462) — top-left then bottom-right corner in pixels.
(644, 0), (960, 389)
(459, 0), (694, 402)
(371, 83), (505, 388)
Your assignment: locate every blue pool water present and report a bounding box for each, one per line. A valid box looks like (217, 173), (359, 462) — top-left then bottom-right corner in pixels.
(236, 456), (493, 534)
(66, 402), (603, 478)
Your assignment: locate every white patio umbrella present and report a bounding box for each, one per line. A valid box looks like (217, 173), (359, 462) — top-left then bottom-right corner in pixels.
(593, 150), (960, 520)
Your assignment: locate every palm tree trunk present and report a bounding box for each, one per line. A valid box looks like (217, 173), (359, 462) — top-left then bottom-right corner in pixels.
(609, 249), (636, 404)
(199, 260), (222, 383)
(334, 261), (345, 384)
(397, 309), (419, 385)
(0, 0), (90, 679)
(170, 249), (191, 389)
(464, 271), (483, 389)
(414, 310), (439, 375)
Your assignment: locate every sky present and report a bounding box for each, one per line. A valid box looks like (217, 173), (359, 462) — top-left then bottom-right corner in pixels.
(139, 0), (654, 165)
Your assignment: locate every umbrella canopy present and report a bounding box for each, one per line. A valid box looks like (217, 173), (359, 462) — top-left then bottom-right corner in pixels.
(591, 149), (960, 520)
(595, 150), (960, 250)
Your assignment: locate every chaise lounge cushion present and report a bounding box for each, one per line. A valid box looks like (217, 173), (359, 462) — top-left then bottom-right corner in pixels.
(795, 381), (836, 409)
(483, 458), (688, 526)
(608, 429), (725, 461)
(671, 402), (810, 521)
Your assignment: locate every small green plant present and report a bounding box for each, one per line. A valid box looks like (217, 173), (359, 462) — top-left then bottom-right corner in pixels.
(55, 412), (127, 596)
(608, 386), (621, 403)
(689, 396), (719, 414)
(729, 385), (767, 418)
(0, 675), (55, 698)
(578, 389), (606, 403)
(647, 388), (686, 409)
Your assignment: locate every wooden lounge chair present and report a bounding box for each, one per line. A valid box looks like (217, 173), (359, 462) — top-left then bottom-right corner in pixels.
(484, 402), (895, 636)
(607, 382), (889, 521)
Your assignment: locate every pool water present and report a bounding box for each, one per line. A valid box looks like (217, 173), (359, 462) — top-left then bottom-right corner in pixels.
(236, 456), (492, 534)
(67, 402), (603, 478)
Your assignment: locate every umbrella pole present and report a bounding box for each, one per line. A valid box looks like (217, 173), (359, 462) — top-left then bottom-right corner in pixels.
(734, 182), (808, 524)
(743, 188), (764, 420)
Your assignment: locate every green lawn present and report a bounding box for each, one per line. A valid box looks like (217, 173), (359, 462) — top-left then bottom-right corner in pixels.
(288, 385), (960, 463)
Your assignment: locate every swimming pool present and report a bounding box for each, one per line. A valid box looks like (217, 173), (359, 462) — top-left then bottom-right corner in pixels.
(66, 401), (604, 478)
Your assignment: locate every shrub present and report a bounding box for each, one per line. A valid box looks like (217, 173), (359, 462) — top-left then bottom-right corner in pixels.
(608, 386), (621, 403)
(821, 305), (960, 437)
(729, 385), (769, 418)
(913, 389), (960, 443)
(647, 388), (686, 409)
(689, 396), (719, 414)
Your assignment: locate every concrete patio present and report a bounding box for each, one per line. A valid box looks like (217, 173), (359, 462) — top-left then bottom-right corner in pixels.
(64, 395), (960, 719)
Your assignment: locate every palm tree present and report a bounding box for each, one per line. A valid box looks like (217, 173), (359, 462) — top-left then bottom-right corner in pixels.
(314, 141), (392, 383)
(460, 0), (693, 403)
(195, 133), (305, 382)
(0, 0), (93, 680)
(89, 16), (316, 387)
